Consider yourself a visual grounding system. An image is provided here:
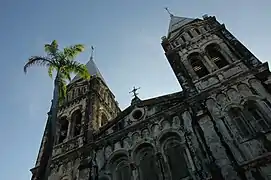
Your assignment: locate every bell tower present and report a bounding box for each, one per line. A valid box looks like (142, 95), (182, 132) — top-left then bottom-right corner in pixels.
(161, 14), (263, 94)
(30, 49), (121, 180)
(162, 14), (271, 179)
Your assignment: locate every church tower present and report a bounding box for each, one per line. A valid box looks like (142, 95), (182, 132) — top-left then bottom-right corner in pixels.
(30, 50), (121, 180)
(161, 14), (265, 94)
(161, 14), (271, 179)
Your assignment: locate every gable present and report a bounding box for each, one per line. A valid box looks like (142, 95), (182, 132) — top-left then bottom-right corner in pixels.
(94, 91), (185, 139)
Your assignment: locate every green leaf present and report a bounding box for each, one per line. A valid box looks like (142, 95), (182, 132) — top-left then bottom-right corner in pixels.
(23, 56), (52, 73)
(44, 40), (59, 56)
(64, 44), (85, 60)
(47, 65), (55, 78)
(63, 60), (90, 80)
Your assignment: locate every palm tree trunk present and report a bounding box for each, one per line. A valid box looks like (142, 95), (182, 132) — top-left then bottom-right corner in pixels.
(43, 71), (60, 180)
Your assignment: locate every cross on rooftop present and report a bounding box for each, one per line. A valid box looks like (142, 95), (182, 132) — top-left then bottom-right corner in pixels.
(129, 86), (140, 98)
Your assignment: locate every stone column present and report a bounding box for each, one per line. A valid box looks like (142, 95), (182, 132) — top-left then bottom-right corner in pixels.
(198, 115), (240, 180)
(181, 56), (198, 80)
(81, 111), (86, 134)
(66, 116), (72, 140)
(182, 111), (209, 179)
(202, 53), (216, 72)
(156, 152), (169, 180)
(219, 43), (236, 62)
(130, 162), (137, 180)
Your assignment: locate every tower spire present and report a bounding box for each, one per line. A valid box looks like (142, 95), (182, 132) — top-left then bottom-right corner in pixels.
(71, 45), (107, 84)
(90, 46), (94, 60)
(164, 7), (174, 17)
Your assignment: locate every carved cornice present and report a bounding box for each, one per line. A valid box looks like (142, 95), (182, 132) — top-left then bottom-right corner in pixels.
(93, 102), (186, 148)
(59, 93), (88, 111)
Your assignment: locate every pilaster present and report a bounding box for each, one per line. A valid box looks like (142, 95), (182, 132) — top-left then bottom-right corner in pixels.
(198, 115), (240, 180)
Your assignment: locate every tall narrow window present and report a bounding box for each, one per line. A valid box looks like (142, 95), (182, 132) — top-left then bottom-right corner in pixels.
(101, 114), (108, 127)
(137, 147), (160, 180)
(195, 28), (201, 35)
(58, 117), (69, 143)
(181, 36), (186, 42)
(187, 31), (193, 38)
(245, 101), (271, 131)
(189, 53), (209, 78)
(72, 110), (82, 137)
(72, 89), (75, 99)
(77, 88), (81, 96)
(116, 161), (131, 180)
(110, 155), (131, 180)
(229, 108), (251, 137)
(206, 44), (229, 69)
(164, 140), (189, 179)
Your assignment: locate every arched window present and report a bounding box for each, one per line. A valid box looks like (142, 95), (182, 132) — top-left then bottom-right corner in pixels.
(101, 114), (108, 127)
(206, 44), (229, 69)
(163, 137), (189, 180)
(136, 146), (160, 180)
(116, 161), (131, 180)
(195, 28), (201, 35)
(189, 53), (209, 78)
(58, 117), (69, 143)
(244, 101), (271, 131)
(72, 110), (82, 137)
(181, 36), (186, 42)
(110, 155), (131, 180)
(228, 108), (251, 137)
(72, 89), (75, 99)
(187, 31), (193, 38)
(77, 88), (81, 96)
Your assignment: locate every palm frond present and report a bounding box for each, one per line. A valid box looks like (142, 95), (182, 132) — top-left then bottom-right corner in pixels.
(44, 40), (59, 56)
(47, 64), (56, 79)
(63, 60), (90, 80)
(23, 56), (53, 73)
(61, 69), (72, 82)
(64, 44), (85, 60)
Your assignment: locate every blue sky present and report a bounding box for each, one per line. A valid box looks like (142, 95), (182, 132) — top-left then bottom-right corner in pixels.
(0, 0), (271, 179)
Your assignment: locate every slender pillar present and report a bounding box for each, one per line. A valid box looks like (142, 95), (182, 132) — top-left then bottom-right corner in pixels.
(66, 116), (72, 140)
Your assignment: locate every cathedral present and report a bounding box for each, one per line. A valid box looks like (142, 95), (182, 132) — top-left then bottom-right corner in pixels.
(31, 14), (271, 180)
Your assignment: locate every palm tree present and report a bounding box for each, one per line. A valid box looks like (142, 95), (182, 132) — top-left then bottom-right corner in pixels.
(24, 40), (90, 180)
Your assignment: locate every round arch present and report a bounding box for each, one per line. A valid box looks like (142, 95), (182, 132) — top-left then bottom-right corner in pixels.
(205, 43), (229, 69)
(157, 130), (184, 146)
(107, 149), (129, 167)
(71, 109), (82, 137)
(131, 142), (155, 163)
(188, 52), (209, 78)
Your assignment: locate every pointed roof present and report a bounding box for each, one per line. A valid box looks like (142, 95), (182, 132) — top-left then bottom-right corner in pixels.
(71, 56), (106, 84)
(168, 15), (195, 35)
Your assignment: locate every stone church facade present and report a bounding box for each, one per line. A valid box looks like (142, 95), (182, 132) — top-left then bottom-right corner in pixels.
(31, 14), (271, 180)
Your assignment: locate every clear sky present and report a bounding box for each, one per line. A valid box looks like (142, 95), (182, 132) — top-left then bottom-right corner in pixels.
(0, 0), (271, 179)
